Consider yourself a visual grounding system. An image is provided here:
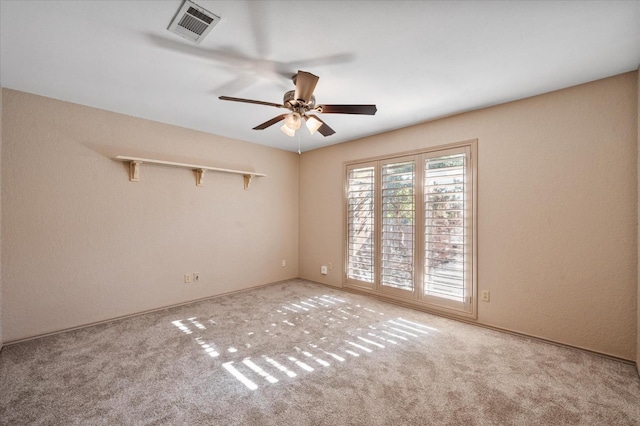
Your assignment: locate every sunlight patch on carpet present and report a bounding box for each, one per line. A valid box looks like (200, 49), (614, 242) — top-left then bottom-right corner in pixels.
(222, 362), (258, 391)
(170, 296), (437, 392)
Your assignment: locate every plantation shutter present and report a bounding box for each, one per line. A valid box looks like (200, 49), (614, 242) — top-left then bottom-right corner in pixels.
(423, 150), (469, 305)
(381, 160), (415, 291)
(346, 165), (376, 284)
(345, 140), (476, 318)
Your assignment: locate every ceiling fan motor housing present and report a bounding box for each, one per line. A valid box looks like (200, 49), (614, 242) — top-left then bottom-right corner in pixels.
(283, 90), (315, 112)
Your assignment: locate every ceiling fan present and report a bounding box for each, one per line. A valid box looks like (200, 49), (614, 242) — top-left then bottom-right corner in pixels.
(218, 70), (377, 137)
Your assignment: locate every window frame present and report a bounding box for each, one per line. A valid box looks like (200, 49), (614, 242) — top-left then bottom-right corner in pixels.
(379, 155), (417, 299)
(343, 139), (478, 319)
(345, 161), (377, 290)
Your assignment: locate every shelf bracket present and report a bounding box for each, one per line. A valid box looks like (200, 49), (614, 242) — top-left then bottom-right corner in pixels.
(115, 156), (266, 189)
(129, 160), (141, 182)
(243, 174), (253, 190)
(195, 169), (205, 187)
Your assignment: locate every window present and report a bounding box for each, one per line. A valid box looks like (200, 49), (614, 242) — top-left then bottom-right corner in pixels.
(346, 165), (375, 284)
(381, 159), (415, 291)
(345, 141), (477, 318)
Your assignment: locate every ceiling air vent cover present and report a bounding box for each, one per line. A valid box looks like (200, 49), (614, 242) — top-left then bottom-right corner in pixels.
(168, 0), (220, 44)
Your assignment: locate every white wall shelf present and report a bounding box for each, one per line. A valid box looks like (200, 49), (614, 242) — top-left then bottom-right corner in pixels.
(115, 156), (267, 189)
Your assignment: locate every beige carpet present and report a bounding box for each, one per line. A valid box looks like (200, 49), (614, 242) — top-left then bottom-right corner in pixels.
(1, 279), (639, 425)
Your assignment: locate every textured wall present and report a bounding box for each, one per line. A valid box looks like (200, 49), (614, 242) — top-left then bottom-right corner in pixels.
(1, 89), (299, 342)
(299, 72), (638, 360)
(0, 85), (3, 348)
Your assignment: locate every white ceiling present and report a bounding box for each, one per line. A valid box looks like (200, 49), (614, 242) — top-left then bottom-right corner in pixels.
(1, 1), (639, 153)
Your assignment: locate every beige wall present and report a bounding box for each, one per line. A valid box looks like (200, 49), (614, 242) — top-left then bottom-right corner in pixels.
(0, 85), (3, 348)
(1, 89), (299, 343)
(637, 66), (640, 374)
(300, 72), (638, 361)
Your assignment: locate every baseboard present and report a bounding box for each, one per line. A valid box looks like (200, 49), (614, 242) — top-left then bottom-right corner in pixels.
(3, 276), (638, 372)
(2, 278), (298, 347)
(304, 278), (637, 367)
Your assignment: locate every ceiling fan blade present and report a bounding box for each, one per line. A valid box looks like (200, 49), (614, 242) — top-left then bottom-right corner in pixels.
(316, 104), (377, 115)
(213, 74), (259, 96)
(294, 71), (319, 104)
(219, 96), (284, 109)
(304, 114), (335, 137)
(285, 53), (355, 71)
(253, 114), (288, 130)
(317, 122), (336, 137)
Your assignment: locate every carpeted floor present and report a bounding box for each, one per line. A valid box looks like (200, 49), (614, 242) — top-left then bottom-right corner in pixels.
(1, 279), (639, 425)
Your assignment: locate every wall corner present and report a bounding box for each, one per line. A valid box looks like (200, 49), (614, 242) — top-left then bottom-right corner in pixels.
(636, 66), (639, 376)
(0, 85), (4, 351)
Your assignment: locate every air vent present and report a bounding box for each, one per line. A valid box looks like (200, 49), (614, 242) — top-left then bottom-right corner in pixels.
(168, 0), (220, 44)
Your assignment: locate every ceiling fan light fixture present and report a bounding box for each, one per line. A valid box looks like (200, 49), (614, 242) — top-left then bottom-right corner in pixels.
(280, 123), (296, 137)
(284, 112), (302, 130)
(305, 115), (323, 135)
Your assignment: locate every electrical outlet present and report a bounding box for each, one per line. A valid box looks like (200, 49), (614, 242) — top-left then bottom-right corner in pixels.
(281, 260), (286, 267)
(481, 290), (490, 302)
(193, 272), (200, 282)
(184, 274), (192, 283)
(321, 265), (328, 275)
